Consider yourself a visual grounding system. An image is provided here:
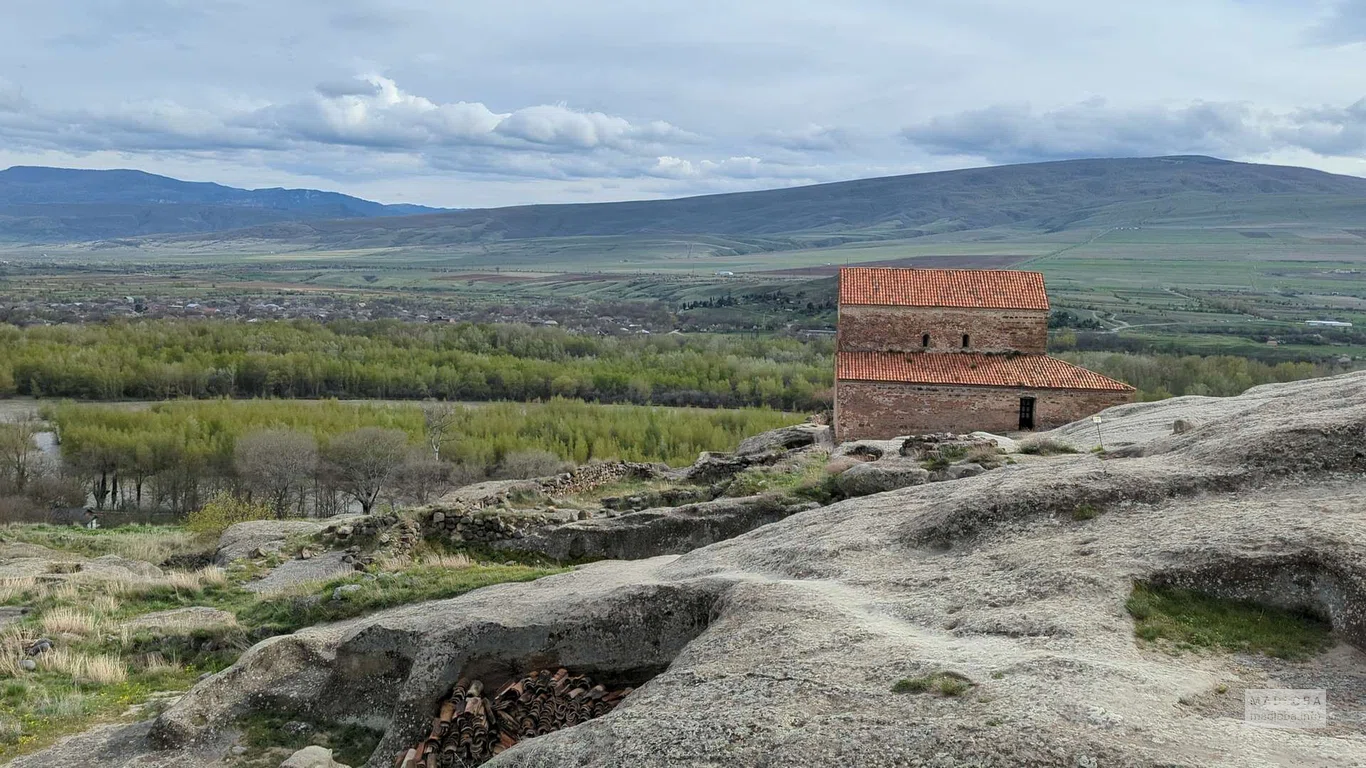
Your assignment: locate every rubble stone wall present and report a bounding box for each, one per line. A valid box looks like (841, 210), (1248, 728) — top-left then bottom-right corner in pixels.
(835, 381), (1133, 440)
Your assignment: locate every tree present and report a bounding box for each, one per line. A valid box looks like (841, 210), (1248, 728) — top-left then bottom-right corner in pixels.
(321, 428), (411, 515)
(422, 402), (459, 462)
(234, 429), (318, 517)
(390, 451), (454, 507)
(0, 419), (40, 495)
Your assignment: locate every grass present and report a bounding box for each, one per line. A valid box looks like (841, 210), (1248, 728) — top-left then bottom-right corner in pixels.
(39, 607), (97, 636)
(237, 712), (384, 768)
(963, 444), (1005, 468)
(237, 562), (565, 634)
(724, 451), (839, 503)
(0, 521), (566, 761)
(1125, 582), (1334, 660)
(0, 524), (211, 565)
(891, 671), (974, 697)
(1071, 504), (1100, 521)
(1018, 438), (1080, 456)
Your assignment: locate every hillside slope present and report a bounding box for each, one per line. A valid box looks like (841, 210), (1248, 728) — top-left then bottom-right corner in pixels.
(0, 166), (441, 242)
(153, 155), (1366, 250)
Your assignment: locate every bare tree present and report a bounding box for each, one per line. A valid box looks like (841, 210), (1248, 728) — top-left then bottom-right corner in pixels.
(235, 429), (318, 517)
(389, 451), (455, 507)
(422, 403), (460, 462)
(321, 428), (411, 515)
(0, 419), (41, 495)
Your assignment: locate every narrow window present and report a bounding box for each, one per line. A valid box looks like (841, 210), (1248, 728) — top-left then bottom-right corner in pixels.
(921, 333), (930, 348)
(962, 334), (970, 348)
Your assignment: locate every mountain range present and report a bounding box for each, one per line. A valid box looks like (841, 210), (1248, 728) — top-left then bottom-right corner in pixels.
(0, 166), (441, 243)
(5, 156), (1366, 246)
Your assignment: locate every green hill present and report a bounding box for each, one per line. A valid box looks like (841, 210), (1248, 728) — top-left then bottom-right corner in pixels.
(0, 166), (442, 242)
(147, 155), (1366, 251)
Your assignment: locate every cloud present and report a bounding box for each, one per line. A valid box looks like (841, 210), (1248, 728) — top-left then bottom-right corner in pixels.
(0, 78), (25, 112)
(0, 72), (837, 200)
(1308, 0), (1366, 45)
(314, 79), (384, 98)
(1279, 99), (1366, 155)
(758, 124), (848, 152)
(901, 98), (1268, 163)
(0, 74), (698, 161)
(899, 97), (1366, 164)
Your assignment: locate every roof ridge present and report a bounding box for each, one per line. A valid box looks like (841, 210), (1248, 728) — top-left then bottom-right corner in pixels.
(838, 266), (1050, 310)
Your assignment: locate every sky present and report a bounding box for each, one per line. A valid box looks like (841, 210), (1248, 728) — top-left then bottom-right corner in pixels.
(4, 0), (1366, 208)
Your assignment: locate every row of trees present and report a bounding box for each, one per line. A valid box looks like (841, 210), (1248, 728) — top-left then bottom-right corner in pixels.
(44, 398), (795, 515)
(1056, 352), (1334, 400)
(0, 320), (833, 409)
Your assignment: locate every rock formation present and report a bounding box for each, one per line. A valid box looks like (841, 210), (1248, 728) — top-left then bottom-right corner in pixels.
(15, 372), (1366, 767)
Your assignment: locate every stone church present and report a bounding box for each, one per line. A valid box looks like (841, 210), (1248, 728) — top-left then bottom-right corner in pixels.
(834, 267), (1135, 441)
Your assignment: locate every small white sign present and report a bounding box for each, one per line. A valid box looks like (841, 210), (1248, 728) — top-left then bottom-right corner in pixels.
(1091, 416), (1103, 424)
(1244, 689), (1326, 730)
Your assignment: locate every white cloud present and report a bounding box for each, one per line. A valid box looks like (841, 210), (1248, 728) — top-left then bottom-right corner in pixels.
(5, 0), (1366, 206)
(900, 98), (1366, 164)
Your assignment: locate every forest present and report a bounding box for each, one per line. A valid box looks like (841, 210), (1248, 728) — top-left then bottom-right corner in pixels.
(0, 320), (832, 410)
(1056, 351), (1333, 400)
(0, 399), (793, 516)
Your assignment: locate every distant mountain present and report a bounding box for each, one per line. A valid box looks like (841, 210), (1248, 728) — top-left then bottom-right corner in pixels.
(0, 166), (442, 242)
(139, 156), (1366, 252)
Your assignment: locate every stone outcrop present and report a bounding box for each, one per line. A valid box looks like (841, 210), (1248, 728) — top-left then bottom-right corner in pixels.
(280, 746), (349, 768)
(215, 520), (332, 566)
(733, 423), (831, 456)
(493, 495), (820, 562)
(834, 459), (930, 496)
(22, 375), (1366, 767)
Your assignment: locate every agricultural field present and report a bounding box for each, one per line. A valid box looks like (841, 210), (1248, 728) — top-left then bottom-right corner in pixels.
(5, 222), (1365, 359)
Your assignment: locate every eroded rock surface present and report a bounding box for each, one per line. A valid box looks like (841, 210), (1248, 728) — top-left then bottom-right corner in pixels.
(834, 458), (930, 496)
(494, 495), (820, 562)
(19, 372), (1366, 768)
(215, 520), (332, 566)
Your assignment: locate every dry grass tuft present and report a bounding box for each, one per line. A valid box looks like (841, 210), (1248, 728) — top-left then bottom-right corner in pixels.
(48, 582), (80, 603)
(134, 652), (178, 673)
(421, 552), (473, 570)
(823, 456), (862, 476)
(163, 571), (203, 593)
(194, 566), (228, 587)
(40, 607), (97, 636)
(964, 444), (1005, 467)
(38, 648), (128, 685)
(0, 633), (31, 677)
(0, 576), (39, 603)
(88, 594), (121, 617)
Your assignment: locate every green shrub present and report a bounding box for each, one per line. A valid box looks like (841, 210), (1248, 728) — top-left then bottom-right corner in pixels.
(892, 671), (974, 696)
(185, 493), (274, 535)
(1072, 504), (1100, 521)
(1018, 438), (1080, 456)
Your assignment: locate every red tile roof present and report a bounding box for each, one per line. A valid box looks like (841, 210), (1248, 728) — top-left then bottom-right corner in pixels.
(837, 352), (1135, 391)
(839, 267), (1049, 310)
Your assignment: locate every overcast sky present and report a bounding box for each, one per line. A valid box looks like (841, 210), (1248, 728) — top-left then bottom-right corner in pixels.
(4, 0), (1366, 208)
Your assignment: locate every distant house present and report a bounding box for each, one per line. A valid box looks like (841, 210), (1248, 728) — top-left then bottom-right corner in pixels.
(834, 268), (1135, 440)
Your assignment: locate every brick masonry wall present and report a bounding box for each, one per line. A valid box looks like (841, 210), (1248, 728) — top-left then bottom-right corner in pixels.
(834, 380), (1134, 441)
(837, 305), (1048, 354)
